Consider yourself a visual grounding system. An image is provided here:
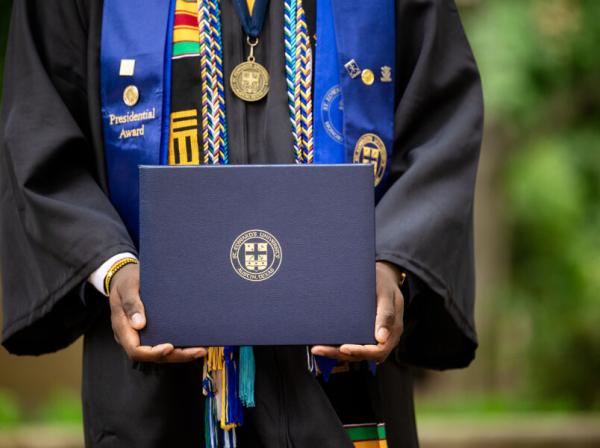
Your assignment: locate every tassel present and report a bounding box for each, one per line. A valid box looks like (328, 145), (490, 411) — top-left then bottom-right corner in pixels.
(238, 346), (256, 407)
(202, 368), (219, 448)
(222, 427), (236, 448)
(216, 347), (243, 430)
(223, 347), (244, 428)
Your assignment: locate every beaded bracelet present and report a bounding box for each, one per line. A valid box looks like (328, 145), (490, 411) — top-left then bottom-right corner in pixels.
(104, 257), (139, 296)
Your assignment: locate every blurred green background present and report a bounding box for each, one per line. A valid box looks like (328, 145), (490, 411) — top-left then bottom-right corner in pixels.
(0, 0), (599, 445)
(462, 0), (600, 412)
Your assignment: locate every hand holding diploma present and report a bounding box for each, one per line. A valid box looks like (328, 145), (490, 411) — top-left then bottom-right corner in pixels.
(311, 261), (405, 363)
(109, 264), (207, 363)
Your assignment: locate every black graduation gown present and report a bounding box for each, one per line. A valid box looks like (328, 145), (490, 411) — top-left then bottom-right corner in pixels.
(0, 1), (483, 447)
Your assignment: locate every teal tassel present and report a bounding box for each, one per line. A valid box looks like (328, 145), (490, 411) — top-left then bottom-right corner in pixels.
(238, 346), (255, 407)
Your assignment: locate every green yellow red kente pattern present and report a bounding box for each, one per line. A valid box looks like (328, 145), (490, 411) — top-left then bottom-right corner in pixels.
(173, 0), (201, 58)
(345, 423), (388, 448)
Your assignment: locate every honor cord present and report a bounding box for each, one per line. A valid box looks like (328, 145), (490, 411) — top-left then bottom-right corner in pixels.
(286, 0), (313, 164)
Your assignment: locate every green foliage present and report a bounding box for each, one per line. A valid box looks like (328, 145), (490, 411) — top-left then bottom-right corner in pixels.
(463, 0), (600, 410)
(465, 0), (600, 126)
(465, 0), (541, 124)
(0, 389), (22, 427)
(0, 388), (83, 427)
(505, 130), (600, 410)
(36, 389), (83, 425)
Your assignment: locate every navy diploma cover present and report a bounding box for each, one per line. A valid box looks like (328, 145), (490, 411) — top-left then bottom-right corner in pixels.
(139, 165), (376, 347)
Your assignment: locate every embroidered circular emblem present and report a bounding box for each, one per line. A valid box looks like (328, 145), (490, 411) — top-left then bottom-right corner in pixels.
(123, 85), (140, 107)
(320, 85), (344, 144)
(353, 133), (387, 186)
(230, 229), (282, 282)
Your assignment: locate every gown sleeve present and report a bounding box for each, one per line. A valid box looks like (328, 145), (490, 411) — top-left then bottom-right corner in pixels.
(375, 0), (483, 369)
(0, 0), (136, 355)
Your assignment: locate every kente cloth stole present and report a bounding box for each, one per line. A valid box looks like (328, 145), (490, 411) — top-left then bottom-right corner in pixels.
(168, 0), (203, 165)
(346, 423), (388, 448)
(168, 0), (228, 166)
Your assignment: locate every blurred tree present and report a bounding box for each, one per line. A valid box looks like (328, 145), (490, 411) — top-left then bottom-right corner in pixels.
(463, 0), (600, 410)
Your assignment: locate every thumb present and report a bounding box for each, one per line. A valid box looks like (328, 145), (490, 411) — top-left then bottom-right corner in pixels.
(111, 264), (145, 330)
(120, 292), (146, 330)
(375, 293), (395, 344)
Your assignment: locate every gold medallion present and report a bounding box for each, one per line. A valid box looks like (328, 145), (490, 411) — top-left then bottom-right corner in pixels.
(361, 69), (375, 86)
(123, 85), (139, 107)
(353, 133), (387, 186)
(230, 36), (270, 102)
(230, 61), (270, 102)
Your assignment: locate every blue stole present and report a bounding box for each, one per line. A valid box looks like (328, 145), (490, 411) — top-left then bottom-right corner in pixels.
(99, 0), (174, 244)
(317, 0), (396, 198)
(313, 0), (345, 164)
(100, 0), (396, 241)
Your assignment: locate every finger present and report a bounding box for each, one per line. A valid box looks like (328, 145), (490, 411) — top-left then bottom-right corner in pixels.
(113, 312), (173, 361)
(311, 345), (358, 362)
(161, 347), (207, 363)
(339, 344), (389, 362)
(128, 344), (176, 363)
(111, 312), (139, 355)
(375, 291), (396, 344)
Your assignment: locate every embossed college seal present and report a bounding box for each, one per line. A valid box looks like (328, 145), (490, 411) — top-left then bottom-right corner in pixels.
(230, 229), (282, 282)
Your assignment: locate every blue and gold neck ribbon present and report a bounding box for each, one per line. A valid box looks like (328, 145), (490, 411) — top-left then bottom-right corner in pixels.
(231, 0), (270, 37)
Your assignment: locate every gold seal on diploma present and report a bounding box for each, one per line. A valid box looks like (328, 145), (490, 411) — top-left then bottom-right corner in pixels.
(230, 229), (282, 282)
(230, 61), (270, 102)
(353, 133), (387, 186)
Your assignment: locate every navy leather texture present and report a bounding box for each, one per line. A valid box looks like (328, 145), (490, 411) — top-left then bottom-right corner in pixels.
(139, 164), (376, 346)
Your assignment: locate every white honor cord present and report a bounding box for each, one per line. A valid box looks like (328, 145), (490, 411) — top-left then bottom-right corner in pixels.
(306, 345), (316, 372)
